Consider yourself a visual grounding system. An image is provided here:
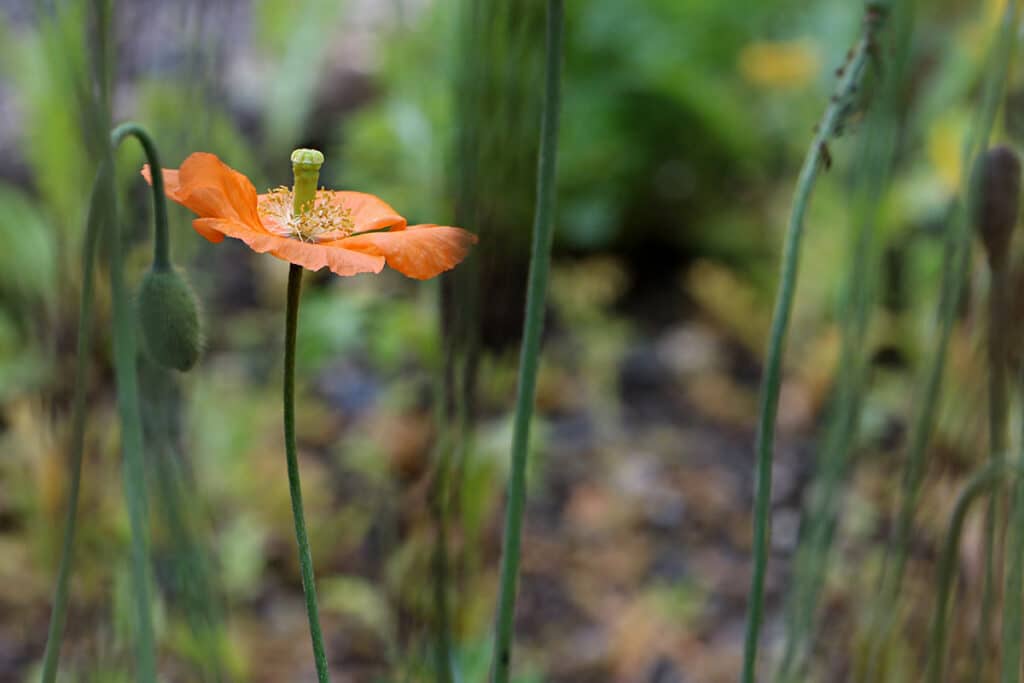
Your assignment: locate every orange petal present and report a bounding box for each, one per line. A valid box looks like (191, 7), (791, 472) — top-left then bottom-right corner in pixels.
(143, 153), (262, 229)
(191, 218), (226, 244)
(329, 191), (407, 233)
(337, 225), (477, 280)
(194, 218), (386, 277)
(141, 166), (181, 196)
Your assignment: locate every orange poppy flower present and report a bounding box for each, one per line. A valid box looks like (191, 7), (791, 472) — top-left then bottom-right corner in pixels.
(143, 152), (476, 279)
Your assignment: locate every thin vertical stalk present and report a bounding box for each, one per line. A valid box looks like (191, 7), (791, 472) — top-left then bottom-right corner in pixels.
(776, 3), (916, 679)
(283, 263), (331, 683)
(430, 427), (455, 683)
(490, 1), (562, 681)
(740, 7), (890, 681)
(979, 266), (1010, 680)
(106, 161), (158, 683)
(925, 462), (1024, 683)
(876, 0), (1019, 669)
(999, 372), (1024, 683)
(39, 166), (108, 683)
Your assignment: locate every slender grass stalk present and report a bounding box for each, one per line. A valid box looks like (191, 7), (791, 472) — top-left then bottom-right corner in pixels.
(978, 261), (1011, 681)
(739, 6), (891, 681)
(42, 2), (161, 677)
(925, 462), (1024, 683)
(1001, 373), (1024, 682)
(490, 1), (562, 681)
(874, 4), (1019, 676)
(775, 4), (916, 680)
(430, 423), (455, 683)
(39, 166), (108, 683)
(282, 243), (330, 681)
(972, 144), (1023, 681)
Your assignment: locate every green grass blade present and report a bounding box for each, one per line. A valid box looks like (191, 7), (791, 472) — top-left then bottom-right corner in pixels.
(39, 165), (108, 683)
(490, 2), (563, 681)
(740, 6), (893, 681)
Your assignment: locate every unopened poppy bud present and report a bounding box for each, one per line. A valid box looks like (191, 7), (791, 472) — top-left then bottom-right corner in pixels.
(137, 267), (203, 371)
(975, 145), (1022, 269)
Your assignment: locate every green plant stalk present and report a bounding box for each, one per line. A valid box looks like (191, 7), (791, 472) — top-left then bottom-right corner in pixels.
(775, 5), (916, 680)
(430, 425), (455, 683)
(999, 372), (1024, 683)
(283, 264), (331, 683)
(432, 330), (468, 683)
(979, 266), (1010, 679)
(139, 355), (227, 682)
(39, 166), (109, 683)
(280, 151), (331, 682)
(739, 8), (889, 681)
(925, 462), (1024, 683)
(110, 122), (171, 270)
(105, 159), (158, 683)
(880, 0), (1018, 663)
(105, 121), (183, 681)
(490, 1), (562, 681)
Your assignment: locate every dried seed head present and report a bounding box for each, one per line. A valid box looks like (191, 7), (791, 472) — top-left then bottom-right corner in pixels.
(137, 268), (204, 371)
(975, 145), (1022, 269)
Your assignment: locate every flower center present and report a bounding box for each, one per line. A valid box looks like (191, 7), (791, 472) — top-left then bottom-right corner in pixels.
(259, 187), (355, 242)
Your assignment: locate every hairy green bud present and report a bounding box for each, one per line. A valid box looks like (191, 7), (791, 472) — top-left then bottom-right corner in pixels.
(137, 268), (203, 371)
(975, 145), (1022, 270)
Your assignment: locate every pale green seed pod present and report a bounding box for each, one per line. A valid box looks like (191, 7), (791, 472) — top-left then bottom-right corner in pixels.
(137, 267), (203, 371)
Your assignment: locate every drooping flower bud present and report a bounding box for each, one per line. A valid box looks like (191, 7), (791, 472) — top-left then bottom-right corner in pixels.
(975, 145), (1022, 269)
(137, 267), (203, 371)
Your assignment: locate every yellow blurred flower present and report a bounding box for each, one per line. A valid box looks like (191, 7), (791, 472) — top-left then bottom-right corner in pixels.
(738, 39), (819, 90)
(926, 116), (967, 193)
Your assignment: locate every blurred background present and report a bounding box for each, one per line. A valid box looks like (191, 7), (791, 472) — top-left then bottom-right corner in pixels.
(0, 0), (1017, 681)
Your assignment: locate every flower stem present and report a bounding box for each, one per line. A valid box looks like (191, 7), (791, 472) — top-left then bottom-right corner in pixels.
(740, 8), (888, 681)
(106, 154), (158, 683)
(39, 165), (108, 683)
(490, 1), (562, 682)
(283, 263), (331, 683)
(110, 122), (171, 270)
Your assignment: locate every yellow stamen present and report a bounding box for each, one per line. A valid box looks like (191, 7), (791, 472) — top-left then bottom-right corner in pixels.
(259, 187), (355, 242)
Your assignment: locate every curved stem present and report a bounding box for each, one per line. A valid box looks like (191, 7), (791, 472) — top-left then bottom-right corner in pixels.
(283, 263), (331, 683)
(490, 2), (562, 682)
(740, 9), (888, 681)
(39, 165), (109, 683)
(110, 122), (171, 270)
(926, 462), (1024, 683)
